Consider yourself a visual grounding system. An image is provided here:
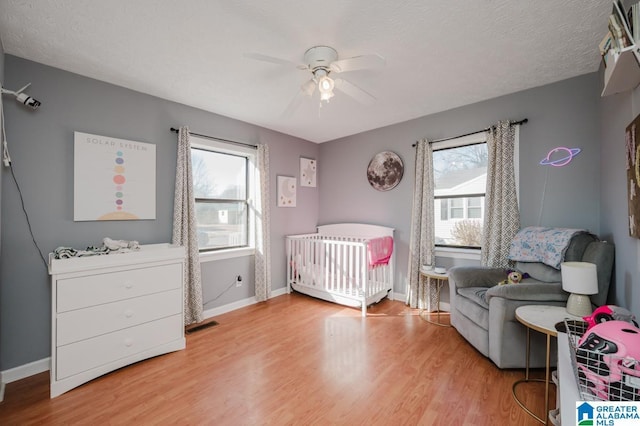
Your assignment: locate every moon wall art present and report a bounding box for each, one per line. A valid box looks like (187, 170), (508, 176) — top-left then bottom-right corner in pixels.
(367, 151), (404, 191)
(277, 176), (296, 207)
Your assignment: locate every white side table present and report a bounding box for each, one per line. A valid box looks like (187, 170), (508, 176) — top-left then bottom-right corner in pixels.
(419, 269), (450, 327)
(513, 305), (581, 425)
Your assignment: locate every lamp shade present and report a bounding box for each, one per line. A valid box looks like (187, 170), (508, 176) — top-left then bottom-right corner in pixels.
(562, 261), (598, 316)
(561, 262), (598, 295)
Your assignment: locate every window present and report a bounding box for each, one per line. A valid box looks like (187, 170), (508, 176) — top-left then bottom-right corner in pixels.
(433, 134), (487, 249)
(190, 137), (256, 253)
(467, 197), (482, 219)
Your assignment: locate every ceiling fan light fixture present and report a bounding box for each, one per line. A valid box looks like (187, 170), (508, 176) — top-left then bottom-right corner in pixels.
(318, 75), (335, 102)
(246, 45), (383, 115)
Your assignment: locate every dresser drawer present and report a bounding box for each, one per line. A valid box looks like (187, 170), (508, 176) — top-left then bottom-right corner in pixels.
(57, 263), (182, 312)
(56, 289), (182, 346)
(56, 314), (183, 380)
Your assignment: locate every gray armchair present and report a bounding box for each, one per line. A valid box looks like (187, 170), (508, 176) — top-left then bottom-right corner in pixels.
(448, 232), (614, 369)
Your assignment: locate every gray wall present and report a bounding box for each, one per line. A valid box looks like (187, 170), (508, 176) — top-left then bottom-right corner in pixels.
(599, 74), (640, 317)
(319, 73), (602, 295)
(0, 55), (319, 370)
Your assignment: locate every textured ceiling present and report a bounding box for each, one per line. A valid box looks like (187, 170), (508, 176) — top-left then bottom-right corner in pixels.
(0, 1), (610, 143)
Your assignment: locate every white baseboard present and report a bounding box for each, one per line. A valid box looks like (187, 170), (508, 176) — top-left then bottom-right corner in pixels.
(1, 357), (50, 386)
(202, 287), (287, 320)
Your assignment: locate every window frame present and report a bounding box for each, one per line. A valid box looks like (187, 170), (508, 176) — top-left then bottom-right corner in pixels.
(433, 135), (488, 251)
(189, 136), (257, 262)
(432, 130), (519, 260)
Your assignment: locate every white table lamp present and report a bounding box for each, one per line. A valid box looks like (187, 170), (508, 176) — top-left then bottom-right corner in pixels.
(561, 261), (598, 316)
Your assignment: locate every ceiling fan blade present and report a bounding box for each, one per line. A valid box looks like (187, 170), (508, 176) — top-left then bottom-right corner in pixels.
(282, 77), (319, 117)
(329, 54), (385, 73)
(244, 53), (307, 69)
(282, 91), (306, 118)
(334, 78), (376, 106)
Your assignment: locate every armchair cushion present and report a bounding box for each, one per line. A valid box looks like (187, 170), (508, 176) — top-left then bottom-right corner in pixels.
(447, 267), (505, 289)
(515, 262), (561, 282)
(455, 287), (489, 328)
(564, 233), (598, 260)
(457, 287), (489, 308)
(485, 281), (568, 302)
(583, 241), (615, 307)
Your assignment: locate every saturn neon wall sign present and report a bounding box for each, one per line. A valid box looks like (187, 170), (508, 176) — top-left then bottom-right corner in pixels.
(539, 147), (581, 167)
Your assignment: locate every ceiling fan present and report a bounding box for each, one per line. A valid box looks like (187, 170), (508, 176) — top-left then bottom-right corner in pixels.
(245, 46), (385, 116)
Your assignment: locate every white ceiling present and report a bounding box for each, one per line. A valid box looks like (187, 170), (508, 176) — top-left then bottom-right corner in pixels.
(0, 1), (610, 143)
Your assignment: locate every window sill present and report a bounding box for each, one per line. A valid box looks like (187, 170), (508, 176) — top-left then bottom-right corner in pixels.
(435, 247), (481, 261)
(199, 247), (255, 263)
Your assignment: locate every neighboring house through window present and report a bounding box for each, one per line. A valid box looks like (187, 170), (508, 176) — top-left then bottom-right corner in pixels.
(190, 136), (256, 253)
(433, 133), (487, 249)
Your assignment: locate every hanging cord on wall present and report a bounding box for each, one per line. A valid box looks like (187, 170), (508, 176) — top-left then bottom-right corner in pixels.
(536, 166), (550, 226)
(203, 277), (240, 306)
(1, 96), (48, 269)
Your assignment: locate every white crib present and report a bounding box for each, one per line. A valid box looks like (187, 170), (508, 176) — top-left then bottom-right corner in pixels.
(286, 223), (395, 316)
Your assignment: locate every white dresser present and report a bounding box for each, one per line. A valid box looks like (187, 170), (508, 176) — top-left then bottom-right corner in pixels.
(48, 244), (186, 398)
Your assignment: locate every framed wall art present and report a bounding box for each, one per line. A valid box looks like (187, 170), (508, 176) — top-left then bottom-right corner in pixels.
(627, 114), (640, 237)
(367, 151), (404, 191)
(300, 157), (317, 187)
(74, 131), (156, 221)
(277, 175), (296, 207)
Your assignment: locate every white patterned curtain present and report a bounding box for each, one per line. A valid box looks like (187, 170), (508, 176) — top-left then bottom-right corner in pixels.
(407, 139), (437, 310)
(481, 121), (521, 268)
(254, 144), (271, 301)
(172, 127), (203, 325)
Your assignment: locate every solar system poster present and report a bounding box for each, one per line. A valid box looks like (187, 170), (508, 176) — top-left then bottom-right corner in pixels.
(74, 132), (156, 221)
(626, 114), (640, 238)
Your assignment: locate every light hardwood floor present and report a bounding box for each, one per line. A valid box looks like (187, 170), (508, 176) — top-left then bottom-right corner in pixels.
(0, 293), (554, 425)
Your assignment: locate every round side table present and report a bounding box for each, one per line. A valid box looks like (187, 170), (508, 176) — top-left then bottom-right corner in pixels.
(419, 269), (450, 327)
(513, 305), (580, 425)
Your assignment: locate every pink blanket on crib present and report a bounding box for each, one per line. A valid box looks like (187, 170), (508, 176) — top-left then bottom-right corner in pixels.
(368, 236), (393, 267)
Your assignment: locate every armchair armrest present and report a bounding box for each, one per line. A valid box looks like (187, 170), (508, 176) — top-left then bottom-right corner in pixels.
(485, 281), (568, 302)
(448, 266), (506, 290)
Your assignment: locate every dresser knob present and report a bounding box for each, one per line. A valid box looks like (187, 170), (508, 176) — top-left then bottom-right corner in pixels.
(124, 310), (134, 318)
(124, 338), (133, 347)
(124, 282), (133, 289)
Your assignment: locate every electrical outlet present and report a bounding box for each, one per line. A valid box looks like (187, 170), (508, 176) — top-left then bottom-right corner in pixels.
(235, 275), (242, 287)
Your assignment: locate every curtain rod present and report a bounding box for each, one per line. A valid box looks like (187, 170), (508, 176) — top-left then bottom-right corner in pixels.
(411, 118), (528, 147)
(170, 127), (258, 149)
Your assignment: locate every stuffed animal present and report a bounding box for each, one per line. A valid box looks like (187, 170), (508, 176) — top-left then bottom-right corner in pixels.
(498, 270), (523, 285)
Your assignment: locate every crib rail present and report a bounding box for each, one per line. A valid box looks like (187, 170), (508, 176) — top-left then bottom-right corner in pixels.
(286, 233), (393, 316)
